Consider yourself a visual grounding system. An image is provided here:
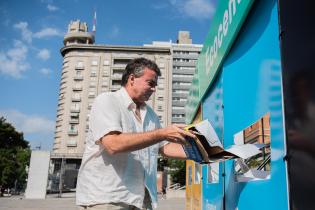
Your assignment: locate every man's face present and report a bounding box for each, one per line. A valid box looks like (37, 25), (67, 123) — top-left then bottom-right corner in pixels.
(131, 67), (158, 104)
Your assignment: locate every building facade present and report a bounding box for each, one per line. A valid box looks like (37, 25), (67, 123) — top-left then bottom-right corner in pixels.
(145, 31), (202, 124)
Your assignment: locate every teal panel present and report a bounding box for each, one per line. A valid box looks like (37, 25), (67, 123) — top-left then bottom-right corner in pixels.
(202, 71), (224, 210)
(222, 0), (288, 210)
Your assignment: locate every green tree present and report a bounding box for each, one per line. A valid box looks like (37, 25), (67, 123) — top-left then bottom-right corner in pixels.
(158, 156), (187, 186)
(166, 159), (186, 186)
(0, 117), (31, 193)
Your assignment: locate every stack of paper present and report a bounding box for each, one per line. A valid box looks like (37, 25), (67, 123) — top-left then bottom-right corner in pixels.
(183, 120), (263, 163)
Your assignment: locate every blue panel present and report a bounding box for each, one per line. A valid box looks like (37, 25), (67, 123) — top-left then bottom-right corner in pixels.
(222, 0), (288, 210)
(202, 70), (224, 210)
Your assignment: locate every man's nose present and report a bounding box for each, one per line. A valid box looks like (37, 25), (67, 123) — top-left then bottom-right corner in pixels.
(151, 86), (156, 92)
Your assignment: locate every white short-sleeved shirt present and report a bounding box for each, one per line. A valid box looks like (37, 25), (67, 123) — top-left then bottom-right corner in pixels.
(76, 88), (164, 209)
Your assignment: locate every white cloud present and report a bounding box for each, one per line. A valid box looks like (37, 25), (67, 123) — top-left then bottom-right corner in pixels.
(14, 21), (33, 43)
(0, 40), (30, 78)
(47, 4), (59, 11)
(0, 109), (55, 134)
(13, 21), (63, 41)
(39, 68), (52, 76)
(109, 26), (120, 38)
(33, 27), (64, 38)
(170, 0), (215, 20)
(37, 48), (50, 61)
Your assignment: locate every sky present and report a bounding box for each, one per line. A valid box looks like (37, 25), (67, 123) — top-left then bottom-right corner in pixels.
(0, 0), (218, 150)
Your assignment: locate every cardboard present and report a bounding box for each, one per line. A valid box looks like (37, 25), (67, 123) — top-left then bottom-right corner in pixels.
(182, 120), (263, 163)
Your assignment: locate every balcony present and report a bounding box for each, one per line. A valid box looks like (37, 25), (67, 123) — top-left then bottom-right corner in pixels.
(88, 92), (96, 98)
(172, 69), (195, 75)
(172, 92), (189, 98)
(72, 97), (81, 102)
(111, 84), (121, 90)
(70, 107), (80, 113)
(172, 84), (191, 90)
(69, 118), (79, 124)
(74, 75), (83, 81)
(172, 76), (193, 82)
(172, 54), (199, 60)
(172, 101), (186, 107)
(67, 140), (77, 147)
(111, 74), (122, 80)
(75, 65), (84, 70)
(173, 61), (196, 67)
(172, 117), (185, 124)
(68, 130), (78, 136)
(172, 109), (185, 115)
(73, 85), (82, 91)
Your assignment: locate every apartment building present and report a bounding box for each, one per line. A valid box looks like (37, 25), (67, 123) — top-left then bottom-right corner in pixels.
(145, 31), (202, 124)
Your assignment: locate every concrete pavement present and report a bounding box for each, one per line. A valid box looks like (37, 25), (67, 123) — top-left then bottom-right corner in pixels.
(0, 194), (185, 210)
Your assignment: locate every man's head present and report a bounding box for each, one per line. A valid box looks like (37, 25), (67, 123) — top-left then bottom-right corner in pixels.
(122, 58), (161, 104)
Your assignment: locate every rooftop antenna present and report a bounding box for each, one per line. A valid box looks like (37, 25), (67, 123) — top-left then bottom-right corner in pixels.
(92, 9), (97, 34)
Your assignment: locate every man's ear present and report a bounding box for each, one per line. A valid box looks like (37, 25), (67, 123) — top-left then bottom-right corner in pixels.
(129, 74), (135, 85)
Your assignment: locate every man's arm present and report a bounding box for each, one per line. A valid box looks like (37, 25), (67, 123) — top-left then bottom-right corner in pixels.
(100, 124), (195, 155)
(159, 143), (187, 160)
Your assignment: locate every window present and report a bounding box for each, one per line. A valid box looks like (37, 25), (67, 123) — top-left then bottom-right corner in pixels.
(102, 81), (108, 87)
(72, 93), (81, 101)
(91, 68), (97, 77)
(76, 61), (84, 69)
(207, 163), (219, 184)
(103, 69), (109, 76)
(70, 125), (75, 131)
(157, 105), (163, 111)
(194, 163), (201, 184)
(112, 80), (121, 86)
(71, 103), (80, 112)
(88, 92), (96, 98)
(91, 60), (98, 66)
(70, 113), (79, 120)
(113, 58), (131, 65)
(234, 113), (271, 182)
(188, 165), (192, 186)
(90, 82), (96, 87)
(67, 139), (77, 147)
(103, 60), (110, 66)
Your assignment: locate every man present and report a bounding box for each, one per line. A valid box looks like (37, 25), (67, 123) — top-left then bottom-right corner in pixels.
(76, 58), (195, 210)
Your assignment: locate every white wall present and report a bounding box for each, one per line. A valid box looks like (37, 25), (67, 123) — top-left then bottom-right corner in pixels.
(25, 151), (50, 199)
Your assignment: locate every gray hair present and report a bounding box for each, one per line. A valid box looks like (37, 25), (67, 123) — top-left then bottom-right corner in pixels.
(121, 58), (161, 86)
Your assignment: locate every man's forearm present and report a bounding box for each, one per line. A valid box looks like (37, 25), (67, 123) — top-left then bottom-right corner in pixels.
(160, 143), (187, 160)
(100, 124), (195, 155)
(101, 129), (164, 155)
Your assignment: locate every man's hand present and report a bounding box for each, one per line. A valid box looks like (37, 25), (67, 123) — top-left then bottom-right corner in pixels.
(159, 124), (196, 145)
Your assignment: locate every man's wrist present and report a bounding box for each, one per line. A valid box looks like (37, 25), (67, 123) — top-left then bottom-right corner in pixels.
(152, 128), (164, 142)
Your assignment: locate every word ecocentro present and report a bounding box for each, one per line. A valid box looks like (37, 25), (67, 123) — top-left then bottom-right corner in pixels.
(205, 0), (243, 75)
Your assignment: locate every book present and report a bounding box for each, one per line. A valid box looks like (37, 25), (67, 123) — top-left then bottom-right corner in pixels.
(183, 120), (262, 163)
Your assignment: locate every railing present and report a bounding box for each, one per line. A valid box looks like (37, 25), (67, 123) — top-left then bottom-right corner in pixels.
(167, 183), (182, 190)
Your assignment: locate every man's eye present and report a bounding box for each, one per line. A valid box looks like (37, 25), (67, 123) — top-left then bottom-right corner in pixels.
(148, 82), (156, 87)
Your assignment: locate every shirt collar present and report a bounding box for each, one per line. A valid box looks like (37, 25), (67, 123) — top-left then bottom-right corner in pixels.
(118, 87), (146, 110)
